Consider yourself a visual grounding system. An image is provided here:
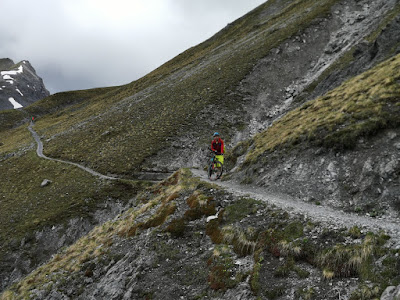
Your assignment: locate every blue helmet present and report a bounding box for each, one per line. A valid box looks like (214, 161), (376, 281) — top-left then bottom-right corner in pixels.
(213, 132), (219, 137)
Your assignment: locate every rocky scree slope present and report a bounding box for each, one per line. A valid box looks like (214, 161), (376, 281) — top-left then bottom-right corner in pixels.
(10, 0), (399, 178)
(0, 59), (49, 111)
(1, 170), (399, 300)
(228, 52), (400, 217)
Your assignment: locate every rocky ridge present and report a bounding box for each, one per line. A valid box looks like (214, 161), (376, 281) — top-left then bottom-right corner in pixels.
(0, 59), (49, 111)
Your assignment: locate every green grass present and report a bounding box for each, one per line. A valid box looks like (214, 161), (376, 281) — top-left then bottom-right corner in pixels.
(0, 150), (148, 259)
(0, 109), (27, 132)
(243, 53), (400, 164)
(0, 123), (31, 155)
(224, 197), (263, 223)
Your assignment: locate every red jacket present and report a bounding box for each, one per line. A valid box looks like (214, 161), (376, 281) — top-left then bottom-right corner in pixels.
(211, 138), (224, 155)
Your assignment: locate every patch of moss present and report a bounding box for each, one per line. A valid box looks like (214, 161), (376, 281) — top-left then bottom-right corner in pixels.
(264, 286), (285, 299)
(207, 245), (238, 291)
(184, 191), (216, 221)
(349, 284), (380, 300)
(206, 219), (224, 244)
(164, 218), (186, 238)
(250, 250), (263, 294)
(224, 197), (263, 223)
(295, 287), (315, 300)
(348, 226), (362, 239)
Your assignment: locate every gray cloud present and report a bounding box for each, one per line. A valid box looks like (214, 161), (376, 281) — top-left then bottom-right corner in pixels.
(0, 0), (265, 94)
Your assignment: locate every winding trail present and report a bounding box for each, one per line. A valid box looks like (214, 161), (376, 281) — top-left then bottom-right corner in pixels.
(191, 169), (400, 246)
(28, 123), (399, 245)
(28, 123), (118, 180)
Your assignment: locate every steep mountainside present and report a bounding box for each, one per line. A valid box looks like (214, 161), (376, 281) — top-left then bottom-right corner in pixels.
(1, 0), (400, 299)
(228, 53), (400, 214)
(0, 59), (49, 111)
(4, 0), (397, 176)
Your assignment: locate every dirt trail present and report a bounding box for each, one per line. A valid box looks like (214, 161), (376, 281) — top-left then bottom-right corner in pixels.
(191, 169), (400, 247)
(28, 124), (399, 246)
(28, 123), (118, 180)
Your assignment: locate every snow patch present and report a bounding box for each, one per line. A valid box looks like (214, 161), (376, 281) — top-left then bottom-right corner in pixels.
(8, 97), (23, 109)
(2, 75), (14, 84)
(1, 65), (23, 84)
(206, 210), (220, 222)
(1, 65), (23, 76)
(16, 88), (24, 96)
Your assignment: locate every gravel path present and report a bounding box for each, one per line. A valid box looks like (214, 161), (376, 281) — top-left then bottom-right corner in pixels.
(191, 169), (400, 247)
(28, 124), (399, 246)
(28, 123), (118, 180)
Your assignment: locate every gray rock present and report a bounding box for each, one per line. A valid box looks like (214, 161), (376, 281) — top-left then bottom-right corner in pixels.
(40, 179), (52, 188)
(381, 285), (400, 300)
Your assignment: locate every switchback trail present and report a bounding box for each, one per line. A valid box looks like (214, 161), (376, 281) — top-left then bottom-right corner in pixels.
(191, 169), (400, 247)
(28, 123), (118, 180)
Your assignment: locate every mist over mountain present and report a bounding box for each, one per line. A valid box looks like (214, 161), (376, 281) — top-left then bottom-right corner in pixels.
(0, 59), (49, 111)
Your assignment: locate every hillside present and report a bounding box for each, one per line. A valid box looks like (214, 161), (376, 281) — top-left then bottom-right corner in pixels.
(228, 52), (400, 214)
(1, 0), (400, 298)
(1, 170), (399, 299)
(2, 0), (398, 176)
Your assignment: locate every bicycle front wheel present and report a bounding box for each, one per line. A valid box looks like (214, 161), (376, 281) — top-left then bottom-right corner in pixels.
(208, 160), (223, 180)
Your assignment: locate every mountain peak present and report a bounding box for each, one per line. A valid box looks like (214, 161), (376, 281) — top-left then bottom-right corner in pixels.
(0, 58), (15, 70)
(0, 58), (49, 110)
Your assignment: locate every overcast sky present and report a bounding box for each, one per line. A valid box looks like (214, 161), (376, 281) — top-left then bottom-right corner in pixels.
(0, 0), (265, 94)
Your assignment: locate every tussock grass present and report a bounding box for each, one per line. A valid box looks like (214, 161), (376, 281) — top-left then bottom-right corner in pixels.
(221, 225), (257, 257)
(245, 53), (400, 164)
(317, 233), (378, 279)
(207, 245), (238, 291)
(278, 240), (303, 258)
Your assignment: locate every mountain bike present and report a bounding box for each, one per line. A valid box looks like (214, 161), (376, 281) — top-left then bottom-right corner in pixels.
(208, 151), (224, 180)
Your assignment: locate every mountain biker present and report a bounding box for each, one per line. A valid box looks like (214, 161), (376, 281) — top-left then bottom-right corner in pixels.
(211, 132), (224, 165)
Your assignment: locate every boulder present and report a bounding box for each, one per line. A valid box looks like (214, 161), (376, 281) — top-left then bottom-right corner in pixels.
(40, 179), (52, 188)
(381, 285), (400, 300)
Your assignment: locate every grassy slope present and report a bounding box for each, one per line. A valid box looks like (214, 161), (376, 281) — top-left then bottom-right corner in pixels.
(26, 0), (341, 175)
(241, 53), (400, 164)
(0, 129), (149, 261)
(0, 151), (144, 243)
